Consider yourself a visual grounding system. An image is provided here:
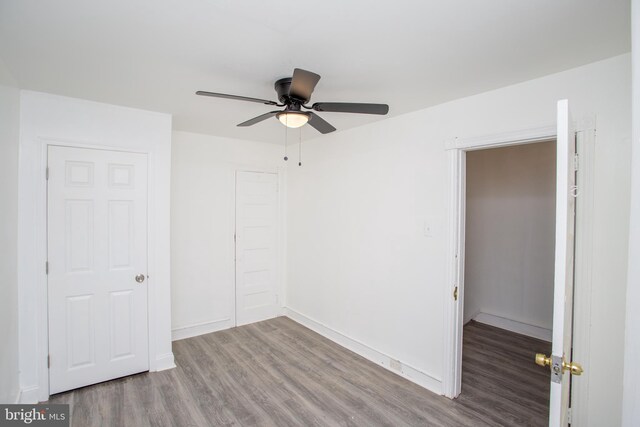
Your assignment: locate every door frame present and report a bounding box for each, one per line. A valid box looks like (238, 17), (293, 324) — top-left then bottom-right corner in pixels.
(30, 138), (171, 401)
(233, 167), (286, 327)
(442, 122), (595, 423)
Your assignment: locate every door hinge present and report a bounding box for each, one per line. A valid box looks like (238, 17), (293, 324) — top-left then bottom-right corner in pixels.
(573, 154), (579, 171)
(567, 407), (572, 424)
(570, 185), (579, 198)
(234, 233), (236, 242)
(45, 261), (49, 275)
(453, 286), (458, 301)
(46, 167), (49, 180)
(47, 355), (50, 368)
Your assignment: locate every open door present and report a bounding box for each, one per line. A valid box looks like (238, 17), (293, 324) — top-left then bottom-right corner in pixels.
(535, 99), (583, 426)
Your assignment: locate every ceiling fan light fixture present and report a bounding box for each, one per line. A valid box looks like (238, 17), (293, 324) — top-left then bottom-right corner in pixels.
(277, 111), (309, 128)
(197, 67), (388, 134)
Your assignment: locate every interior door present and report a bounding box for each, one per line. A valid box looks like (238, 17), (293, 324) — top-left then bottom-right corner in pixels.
(48, 145), (149, 394)
(235, 171), (279, 326)
(546, 99), (579, 426)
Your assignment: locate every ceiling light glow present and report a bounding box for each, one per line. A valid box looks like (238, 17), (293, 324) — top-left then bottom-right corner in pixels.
(277, 111), (309, 128)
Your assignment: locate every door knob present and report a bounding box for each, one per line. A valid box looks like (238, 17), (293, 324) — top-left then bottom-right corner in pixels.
(535, 353), (583, 376)
(564, 360), (584, 376)
(535, 353), (551, 367)
(135, 274), (145, 283)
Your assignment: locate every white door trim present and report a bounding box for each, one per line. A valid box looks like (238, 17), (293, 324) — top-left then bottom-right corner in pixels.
(566, 126), (596, 427)
(23, 137), (173, 402)
(442, 123), (595, 421)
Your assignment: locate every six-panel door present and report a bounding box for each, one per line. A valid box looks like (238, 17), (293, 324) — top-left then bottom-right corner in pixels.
(47, 146), (149, 394)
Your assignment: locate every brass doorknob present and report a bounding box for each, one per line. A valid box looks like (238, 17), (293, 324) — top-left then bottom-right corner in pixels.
(535, 353), (583, 376)
(535, 353), (551, 367)
(563, 360), (583, 376)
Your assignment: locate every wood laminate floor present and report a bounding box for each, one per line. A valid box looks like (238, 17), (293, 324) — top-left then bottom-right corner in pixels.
(48, 317), (552, 426)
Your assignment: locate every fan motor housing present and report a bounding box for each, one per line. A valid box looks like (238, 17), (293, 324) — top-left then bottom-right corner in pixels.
(274, 77), (304, 104)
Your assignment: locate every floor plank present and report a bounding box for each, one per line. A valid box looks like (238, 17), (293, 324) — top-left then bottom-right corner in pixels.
(48, 317), (551, 426)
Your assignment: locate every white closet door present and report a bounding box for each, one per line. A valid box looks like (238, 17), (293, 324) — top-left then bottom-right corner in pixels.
(548, 99), (578, 426)
(48, 146), (149, 394)
(235, 171), (279, 326)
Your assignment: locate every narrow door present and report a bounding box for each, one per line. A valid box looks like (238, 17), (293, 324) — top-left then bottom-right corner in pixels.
(537, 100), (582, 426)
(48, 146), (149, 394)
(235, 171), (279, 326)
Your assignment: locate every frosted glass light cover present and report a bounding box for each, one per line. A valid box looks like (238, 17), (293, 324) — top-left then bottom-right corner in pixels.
(278, 112), (309, 128)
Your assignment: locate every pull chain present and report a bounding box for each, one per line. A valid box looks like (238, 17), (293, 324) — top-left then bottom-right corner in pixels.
(283, 115), (289, 161)
(298, 127), (302, 166)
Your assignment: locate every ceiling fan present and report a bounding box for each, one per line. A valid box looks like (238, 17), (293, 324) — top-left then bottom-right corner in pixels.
(196, 68), (389, 134)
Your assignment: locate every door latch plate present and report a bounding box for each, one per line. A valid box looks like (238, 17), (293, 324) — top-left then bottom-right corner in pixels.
(551, 354), (563, 383)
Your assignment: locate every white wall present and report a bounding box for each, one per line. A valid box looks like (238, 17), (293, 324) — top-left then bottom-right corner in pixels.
(464, 142), (556, 338)
(286, 54), (630, 425)
(18, 91), (174, 402)
(170, 131), (284, 340)
(0, 58), (20, 403)
(623, 1), (640, 425)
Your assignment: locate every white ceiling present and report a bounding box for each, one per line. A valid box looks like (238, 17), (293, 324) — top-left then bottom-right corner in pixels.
(0, 0), (630, 144)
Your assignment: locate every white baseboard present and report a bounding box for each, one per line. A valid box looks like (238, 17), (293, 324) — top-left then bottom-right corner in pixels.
(473, 312), (552, 342)
(463, 309), (481, 325)
(154, 352), (176, 371)
(283, 308), (443, 395)
(171, 318), (233, 341)
(19, 385), (39, 404)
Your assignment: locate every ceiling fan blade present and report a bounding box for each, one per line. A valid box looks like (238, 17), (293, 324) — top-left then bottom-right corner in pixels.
(237, 111), (281, 127)
(308, 112), (336, 134)
(289, 68), (321, 102)
(196, 91), (277, 106)
(311, 102), (389, 115)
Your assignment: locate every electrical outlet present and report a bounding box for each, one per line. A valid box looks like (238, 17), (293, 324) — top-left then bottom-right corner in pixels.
(390, 358), (402, 371)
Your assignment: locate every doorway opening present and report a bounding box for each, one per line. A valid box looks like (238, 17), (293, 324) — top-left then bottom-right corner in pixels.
(443, 111), (595, 426)
(461, 140), (556, 424)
